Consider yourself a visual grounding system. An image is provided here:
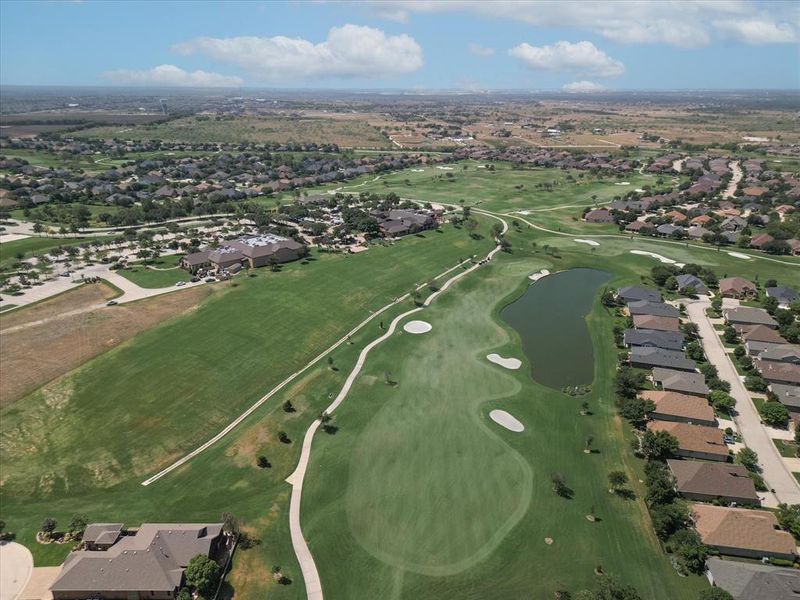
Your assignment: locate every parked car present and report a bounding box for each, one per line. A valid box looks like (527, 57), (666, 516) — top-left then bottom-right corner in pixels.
(204, 277), (216, 283)
(175, 281), (186, 287)
(190, 277), (200, 283)
(106, 300), (118, 306)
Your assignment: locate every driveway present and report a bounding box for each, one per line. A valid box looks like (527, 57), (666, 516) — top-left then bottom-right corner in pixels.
(684, 298), (800, 504)
(0, 542), (33, 600)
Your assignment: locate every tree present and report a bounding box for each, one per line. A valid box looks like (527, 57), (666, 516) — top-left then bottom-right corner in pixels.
(650, 502), (689, 540)
(763, 296), (779, 314)
(685, 341), (705, 362)
(41, 518), (57, 537)
(185, 554), (221, 596)
(678, 542), (708, 574)
(722, 326), (738, 344)
(615, 366), (645, 399)
(698, 589), (734, 600)
(282, 400), (295, 413)
(775, 503), (800, 540)
(68, 515), (87, 538)
(639, 430), (678, 460)
(744, 374), (768, 392)
(257, 455), (271, 468)
(708, 390), (735, 414)
(176, 588), (192, 600)
(551, 472), (572, 498)
(278, 430), (290, 443)
(221, 512), (239, 536)
(327, 355), (334, 369)
(759, 400), (789, 427)
(608, 470), (628, 491)
(735, 447), (760, 472)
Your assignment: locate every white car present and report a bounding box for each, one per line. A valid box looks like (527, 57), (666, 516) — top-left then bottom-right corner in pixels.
(175, 281), (186, 287)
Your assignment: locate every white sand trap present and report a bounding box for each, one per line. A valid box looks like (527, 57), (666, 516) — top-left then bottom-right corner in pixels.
(517, 210), (531, 215)
(634, 188), (645, 193)
(573, 238), (600, 246)
(436, 166), (454, 170)
(615, 181), (630, 186)
(404, 320), (432, 334)
(630, 250), (679, 265)
(489, 409), (525, 432)
(727, 252), (752, 260)
(487, 353), (522, 370)
(529, 268), (550, 281)
(410, 168), (425, 172)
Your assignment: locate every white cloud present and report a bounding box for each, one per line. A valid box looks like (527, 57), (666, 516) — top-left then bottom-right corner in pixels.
(713, 19), (798, 44)
(101, 64), (242, 87)
(562, 80), (606, 93)
(367, 1), (799, 48)
(469, 43), (495, 57)
(509, 41), (625, 77)
(173, 25), (423, 80)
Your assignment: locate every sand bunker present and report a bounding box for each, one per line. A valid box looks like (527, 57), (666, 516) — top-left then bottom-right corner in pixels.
(615, 182), (630, 185)
(517, 210), (531, 215)
(487, 353), (522, 370)
(634, 188), (646, 193)
(403, 320), (432, 334)
(489, 410), (525, 432)
(630, 250), (682, 266)
(436, 166), (454, 171)
(573, 238), (600, 246)
(727, 252), (752, 260)
(529, 268), (550, 282)
(410, 168), (425, 172)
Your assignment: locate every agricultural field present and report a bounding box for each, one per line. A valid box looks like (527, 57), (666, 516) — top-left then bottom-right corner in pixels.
(72, 115), (392, 148)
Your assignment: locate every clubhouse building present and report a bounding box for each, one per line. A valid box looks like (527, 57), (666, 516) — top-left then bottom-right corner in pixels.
(181, 234), (306, 274)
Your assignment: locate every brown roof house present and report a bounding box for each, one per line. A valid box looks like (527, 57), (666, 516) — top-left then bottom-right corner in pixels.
(642, 391), (715, 426)
(757, 361), (800, 386)
(50, 523), (227, 600)
(648, 421), (729, 461)
(724, 307), (778, 329)
(584, 208), (614, 223)
(633, 314), (681, 332)
(652, 367), (709, 397)
(719, 277), (757, 299)
(741, 325), (787, 345)
(667, 460), (760, 505)
(691, 504), (796, 560)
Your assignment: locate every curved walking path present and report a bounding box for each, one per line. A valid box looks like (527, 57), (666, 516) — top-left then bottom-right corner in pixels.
(140, 227), (500, 486)
(285, 213), (508, 600)
(685, 299), (800, 504)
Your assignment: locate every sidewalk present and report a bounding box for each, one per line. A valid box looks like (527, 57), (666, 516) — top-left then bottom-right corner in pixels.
(684, 298), (800, 504)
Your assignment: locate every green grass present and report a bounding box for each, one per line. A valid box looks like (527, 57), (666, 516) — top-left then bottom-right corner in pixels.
(794, 473), (800, 485)
(773, 439), (800, 458)
(300, 244), (706, 599)
(115, 254), (189, 288)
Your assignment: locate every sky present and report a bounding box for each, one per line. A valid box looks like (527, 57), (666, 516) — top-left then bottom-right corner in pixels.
(1, 0), (798, 91)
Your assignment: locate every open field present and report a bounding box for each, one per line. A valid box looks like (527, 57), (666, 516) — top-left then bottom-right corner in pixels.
(0, 281), (211, 406)
(72, 115), (392, 148)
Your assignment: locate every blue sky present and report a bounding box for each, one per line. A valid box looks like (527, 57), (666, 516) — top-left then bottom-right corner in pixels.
(1, 1), (798, 90)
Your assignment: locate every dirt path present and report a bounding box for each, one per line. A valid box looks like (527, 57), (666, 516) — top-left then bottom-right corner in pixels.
(285, 212), (509, 600)
(684, 299), (800, 504)
(721, 161), (742, 199)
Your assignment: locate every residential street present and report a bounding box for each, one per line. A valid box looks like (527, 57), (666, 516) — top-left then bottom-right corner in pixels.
(684, 298), (800, 504)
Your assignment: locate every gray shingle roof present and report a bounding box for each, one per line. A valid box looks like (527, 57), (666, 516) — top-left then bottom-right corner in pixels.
(631, 347), (696, 371)
(707, 556), (800, 600)
(627, 300), (680, 318)
(617, 286), (662, 303)
(623, 328), (685, 351)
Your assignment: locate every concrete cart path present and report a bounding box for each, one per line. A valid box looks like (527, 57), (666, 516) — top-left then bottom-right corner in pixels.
(685, 299), (800, 504)
(0, 542), (33, 600)
(284, 211), (508, 600)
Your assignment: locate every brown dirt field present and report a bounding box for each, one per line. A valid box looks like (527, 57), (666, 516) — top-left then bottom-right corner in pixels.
(0, 283), (211, 406)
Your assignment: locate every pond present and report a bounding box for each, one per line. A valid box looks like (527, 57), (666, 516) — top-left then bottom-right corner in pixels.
(500, 268), (612, 390)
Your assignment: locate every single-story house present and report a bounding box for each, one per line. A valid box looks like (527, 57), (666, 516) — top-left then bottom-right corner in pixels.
(676, 273), (709, 295)
(770, 384), (800, 414)
(82, 523), (123, 551)
(625, 220), (654, 233)
(642, 391), (716, 426)
(766, 286), (799, 309)
(667, 460), (759, 505)
(623, 328), (685, 351)
(647, 421), (729, 461)
(50, 523), (227, 600)
(757, 361), (800, 386)
(750, 233), (775, 250)
(746, 340), (788, 357)
(724, 307), (778, 329)
(656, 223), (682, 237)
(618, 285), (662, 303)
(706, 556), (800, 600)
(630, 347), (697, 371)
(180, 250), (211, 271)
(741, 325), (787, 345)
(652, 367), (709, 397)
(633, 314), (681, 333)
(759, 345), (800, 365)
(691, 504), (796, 561)
(585, 209), (614, 223)
(627, 300), (681, 318)
(719, 277), (757, 299)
